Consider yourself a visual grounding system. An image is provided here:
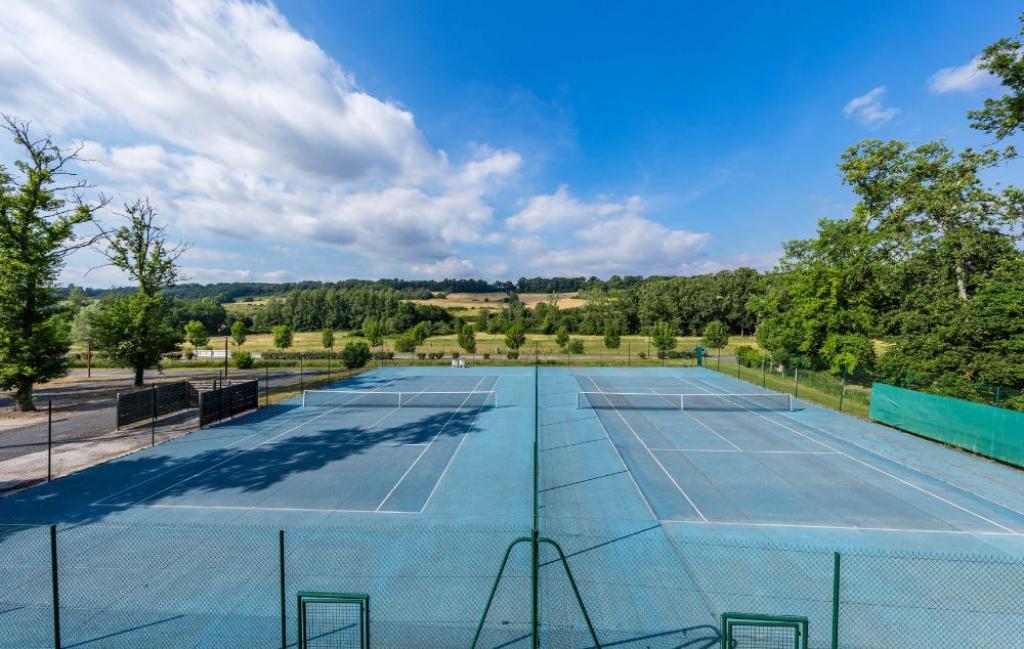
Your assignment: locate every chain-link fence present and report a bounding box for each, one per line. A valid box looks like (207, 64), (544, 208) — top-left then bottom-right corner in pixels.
(2, 521), (1021, 649)
(0, 368), (339, 494)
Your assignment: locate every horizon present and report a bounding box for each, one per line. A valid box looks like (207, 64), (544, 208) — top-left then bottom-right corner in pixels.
(1, 1), (1020, 287)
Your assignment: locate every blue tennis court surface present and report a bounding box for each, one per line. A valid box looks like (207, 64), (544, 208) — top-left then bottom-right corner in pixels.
(2, 366), (1023, 648)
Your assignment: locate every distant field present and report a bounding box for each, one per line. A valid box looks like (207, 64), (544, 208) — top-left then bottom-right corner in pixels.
(135, 331), (759, 356)
(409, 292), (587, 312)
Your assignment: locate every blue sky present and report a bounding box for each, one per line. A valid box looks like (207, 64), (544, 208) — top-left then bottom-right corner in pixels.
(0, 1), (1019, 286)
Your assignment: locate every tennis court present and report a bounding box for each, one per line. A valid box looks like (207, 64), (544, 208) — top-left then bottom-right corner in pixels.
(1, 366), (1022, 648)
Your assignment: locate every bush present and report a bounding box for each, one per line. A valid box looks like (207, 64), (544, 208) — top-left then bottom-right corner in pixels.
(394, 334), (416, 353)
(234, 351), (254, 369)
(567, 339), (585, 354)
(507, 351), (519, 360)
(451, 351), (460, 359)
(340, 341), (371, 369)
(482, 353), (490, 360)
(638, 352), (646, 359)
(417, 352), (427, 360)
(184, 349), (194, 360)
(371, 351), (395, 360)
(736, 345), (764, 367)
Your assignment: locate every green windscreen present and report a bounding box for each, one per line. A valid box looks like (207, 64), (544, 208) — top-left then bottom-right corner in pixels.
(870, 383), (1024, 468)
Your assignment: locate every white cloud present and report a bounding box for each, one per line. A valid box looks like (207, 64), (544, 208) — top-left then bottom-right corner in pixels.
(0, 0), (521, 277)
(928, 56), (994, 94)
(506, 184), (643, 231)
(506, 186), (711, 276)
(0, 0), (763, 283)
(843, 86), (900, 128)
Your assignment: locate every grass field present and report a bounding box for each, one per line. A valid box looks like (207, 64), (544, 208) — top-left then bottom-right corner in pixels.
(409, 291), (587, 312)
(205, 332), (759, 356)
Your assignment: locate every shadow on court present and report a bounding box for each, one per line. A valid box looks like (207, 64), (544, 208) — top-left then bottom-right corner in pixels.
(0, 403), (490, 538)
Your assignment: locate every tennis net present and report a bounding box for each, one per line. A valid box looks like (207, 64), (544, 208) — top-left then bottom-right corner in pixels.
(302, 389), (497, 409)
(577, 391), (793, 411)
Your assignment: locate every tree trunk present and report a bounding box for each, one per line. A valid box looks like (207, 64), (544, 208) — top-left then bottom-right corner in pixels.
(955, 258), (968, 301)
(12, 377), (35, 411)
(134, 365), (145, 388)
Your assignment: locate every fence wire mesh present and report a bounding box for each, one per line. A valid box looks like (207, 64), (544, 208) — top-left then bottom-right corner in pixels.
(1, 521), (1022, 648)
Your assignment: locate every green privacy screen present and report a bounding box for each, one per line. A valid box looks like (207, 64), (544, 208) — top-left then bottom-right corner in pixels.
(870, 383), (1024, 468)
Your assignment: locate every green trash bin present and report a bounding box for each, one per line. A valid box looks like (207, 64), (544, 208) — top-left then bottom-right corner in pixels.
(694, 347), (706, 367)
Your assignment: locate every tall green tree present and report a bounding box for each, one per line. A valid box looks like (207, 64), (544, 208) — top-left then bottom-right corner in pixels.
(651, 321), (677, 356)
(555, 325), (570, 350)
(968, 14), (1024, 140)
(320, 327), (334, 350)
(504, 324), (525, 351)
(702, 320), (730, 368)
(603, 321), (621, 350)
(184, 320), (209, 348)
(458, 323), (477, 354)
(90, 198), (184, 386)
(272, 325), (293, 349)
(231, 320), (248, 348)
(0, 116), (105, 410)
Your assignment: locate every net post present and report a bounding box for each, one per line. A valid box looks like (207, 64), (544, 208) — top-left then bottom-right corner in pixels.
(50, 524), (61, 649)
(831, 551), (841, 649)
(279, 530), (287, 649)
(398, 392), (403, 408)
(301, 390), (306, 408)
(788, 394), (794, 411)
(679, 394), (685, 411)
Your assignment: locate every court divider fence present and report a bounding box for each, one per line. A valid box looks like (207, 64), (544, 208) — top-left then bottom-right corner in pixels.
(1, 520), (1021, 649)
(0, 368), (354, 494)
(870, 383), (1024, 468)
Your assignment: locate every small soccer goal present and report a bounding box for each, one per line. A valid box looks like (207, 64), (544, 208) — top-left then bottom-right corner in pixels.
(297, 591), (370, 649)
(720, 613), (808, 649)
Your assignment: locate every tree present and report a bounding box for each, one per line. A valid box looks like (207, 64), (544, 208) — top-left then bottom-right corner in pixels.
(702, 320), (730, 369)
(184, 320), (209, 349)
(340, 341), (371, 369)
(89, 294), (180, 383)
(272, 325), (293, 349)
(555, 325), (570, 350)
(0, 116), (106, 410)
(91, 198), (184, 387)
(394, 333), (416, 353)
(651, 321), (677, 357)
(504, 324), (526, 351)
(362, 317), (384, 347)
(231, 320), (248, 348)
(603, 322), (621, 350)
(458, 323), (477, 354)
(968, 14), (1024, 140)
(321, 327), (334, 350)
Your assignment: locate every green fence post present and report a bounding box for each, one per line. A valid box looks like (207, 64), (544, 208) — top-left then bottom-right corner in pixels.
(279, 530), (286, 649)
(47, 401), (53, 482)
(995, 385), (1002, 406)
(737, 358), (740, 379)
(831, 551), (841, 649)
(50, 524), (61, 649)
(151, 385), (157, 447)
(265, 366), (270, 407)
(838, 364), (847, 413)
(762, 359), (767, 388)
(299, 356), (304, 393)
(794, 366), (800, 399)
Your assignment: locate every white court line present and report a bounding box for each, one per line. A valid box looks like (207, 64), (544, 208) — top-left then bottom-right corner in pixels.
(643, 387), (743, 451)
(91, 502), (416, 515)
(94, 378), (406, 508)
(90, 374), (405, 505)
(419, 377), (502, 513)
(572, 378), (660, 522)
(586, 375), (707, 522)
(649, 448), (838, 455)
(661, 518), (1023, 537)
(375, 376), (487, 512)
(675, 375), (1021, 535)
